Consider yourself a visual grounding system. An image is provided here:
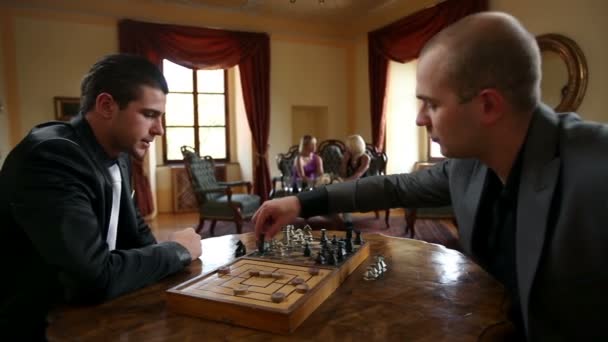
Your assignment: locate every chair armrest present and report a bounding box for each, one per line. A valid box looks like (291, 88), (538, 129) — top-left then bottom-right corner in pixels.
(218, 181), (253, 194)
(200, 187), (229, 194)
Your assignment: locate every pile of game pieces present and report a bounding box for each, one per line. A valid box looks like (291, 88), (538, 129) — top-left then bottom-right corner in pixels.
(363, 255), (387, 281)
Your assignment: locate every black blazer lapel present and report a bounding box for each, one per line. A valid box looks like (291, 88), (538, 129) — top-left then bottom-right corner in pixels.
(460, 162), (487, 255)
(516, 104), (561, 335)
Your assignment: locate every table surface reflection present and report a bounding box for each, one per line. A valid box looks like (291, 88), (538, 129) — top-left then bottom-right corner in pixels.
(47, 232), (508, 341)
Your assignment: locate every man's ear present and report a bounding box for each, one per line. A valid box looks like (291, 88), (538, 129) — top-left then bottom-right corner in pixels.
(478, 88), (506, 125)
(95, 93), (116, 119)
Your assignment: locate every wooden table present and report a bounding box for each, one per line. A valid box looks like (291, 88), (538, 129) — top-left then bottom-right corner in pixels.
(47, 232), (510, 341)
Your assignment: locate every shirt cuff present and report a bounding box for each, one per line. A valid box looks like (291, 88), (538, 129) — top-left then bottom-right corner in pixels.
(296, 187), (328, 218)
(164, 241), (192, 267)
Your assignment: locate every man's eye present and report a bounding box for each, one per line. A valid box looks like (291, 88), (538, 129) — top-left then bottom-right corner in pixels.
(142, 111), (156, 118)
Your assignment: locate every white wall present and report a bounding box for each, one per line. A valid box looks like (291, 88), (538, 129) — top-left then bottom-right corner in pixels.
(14, 16), (117, 135)
(353, 37), (372, 143)
(491, 0), (608, 122)
(269, 38), (348, 177)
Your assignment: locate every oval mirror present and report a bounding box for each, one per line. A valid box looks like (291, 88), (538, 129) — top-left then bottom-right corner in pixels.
(537, 33), (588, 112)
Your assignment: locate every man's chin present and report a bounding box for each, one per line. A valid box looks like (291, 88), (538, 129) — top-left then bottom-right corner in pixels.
(130, 148), (147, 160)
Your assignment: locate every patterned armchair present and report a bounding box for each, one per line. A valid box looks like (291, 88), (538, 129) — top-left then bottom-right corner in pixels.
(317, 139), (346, 177)
(270, 140), (391, 228)
(365, 144), (391, 227)
(181, 146), (261, 236)
(269, 145), (299, 199)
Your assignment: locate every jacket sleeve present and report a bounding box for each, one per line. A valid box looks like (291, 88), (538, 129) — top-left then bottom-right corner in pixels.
(10, 139), (188, 304)
(325, 160), (452, 213)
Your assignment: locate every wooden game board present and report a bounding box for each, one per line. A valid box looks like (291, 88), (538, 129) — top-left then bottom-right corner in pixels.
(167, 241), (370, 334)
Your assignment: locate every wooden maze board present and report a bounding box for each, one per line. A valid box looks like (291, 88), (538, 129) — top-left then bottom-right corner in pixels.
(167, 241), (370, 334)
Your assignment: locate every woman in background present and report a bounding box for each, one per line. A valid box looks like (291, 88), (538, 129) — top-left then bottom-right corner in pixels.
(293, 135), (324, 192)
(339, 134), (370, 227)
(340, 134), (370, 182)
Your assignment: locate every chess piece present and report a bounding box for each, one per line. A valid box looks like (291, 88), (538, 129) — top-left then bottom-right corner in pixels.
(258, 233), (266, 254)
(363, 266), (378, 281)
(303, 225), (314, 242)
(346, 227), (353, 241)
(327, 251), (337, 265)
(234, 240), (246, 257)
(303, 243), (311, 257)
(376, 255), (387, 271)
(315, 252), (326, 265)
(331, 235), (338, 245)
(320, 229), (328, 242)
(354, 230), (363, 245)
(345, 238), (353, 254)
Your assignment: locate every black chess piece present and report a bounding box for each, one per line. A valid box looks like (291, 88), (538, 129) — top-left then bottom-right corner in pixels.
(235, 240), (247, 257)
(315, 252), (326, 265)
(320, 229), (328, 242)
(303, 243), (311, 257)
(331, 234), (338, 245)
(354, 230), (362, 245)
(346, 227), (353, 241)
(327, 251), (337, 265)
(338, 241), (346, 258)
(258, 233), (265, 254)
(345, 238), (353, 254)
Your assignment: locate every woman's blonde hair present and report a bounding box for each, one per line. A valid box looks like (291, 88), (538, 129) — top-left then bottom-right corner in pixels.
(298, 135), (317, 153)
(346, 134), (366, 157)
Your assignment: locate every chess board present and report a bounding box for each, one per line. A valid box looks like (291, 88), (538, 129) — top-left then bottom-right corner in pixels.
(167, 241), (370, 334)
(247, 237), (362, 267)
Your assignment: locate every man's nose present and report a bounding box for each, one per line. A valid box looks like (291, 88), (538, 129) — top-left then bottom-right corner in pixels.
(415, 110), (430, 127)
(152, 117), (164, 136)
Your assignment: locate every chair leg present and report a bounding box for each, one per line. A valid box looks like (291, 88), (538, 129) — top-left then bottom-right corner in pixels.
(235, 221), (242, 235)
(385, 209), (390, 228)
(374, 210), (380, 219)
(405, 209), (417, 238)
(210, 220), (217, 237)
(195, 218), (206, 235)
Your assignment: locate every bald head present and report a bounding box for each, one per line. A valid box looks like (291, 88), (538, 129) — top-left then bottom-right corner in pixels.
(421, 12), (541, 113)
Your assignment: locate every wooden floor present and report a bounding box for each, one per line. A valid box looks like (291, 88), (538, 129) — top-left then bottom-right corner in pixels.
(147, 210), (404, 242)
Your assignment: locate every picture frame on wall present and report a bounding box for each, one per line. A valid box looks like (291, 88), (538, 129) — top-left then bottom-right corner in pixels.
(54, 97), (80, 121)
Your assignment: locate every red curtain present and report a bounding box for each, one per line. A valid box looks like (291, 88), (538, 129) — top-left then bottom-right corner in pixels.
(119, 20), (271, 206)
(368, 0), (488, 151)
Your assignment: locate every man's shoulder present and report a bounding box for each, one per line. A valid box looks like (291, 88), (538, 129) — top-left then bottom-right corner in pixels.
(558, 112), (608, 148)
(3, 121), (82, 169)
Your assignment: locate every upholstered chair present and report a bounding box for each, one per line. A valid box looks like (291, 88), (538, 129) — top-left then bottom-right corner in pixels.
(181, 146), (261, 236)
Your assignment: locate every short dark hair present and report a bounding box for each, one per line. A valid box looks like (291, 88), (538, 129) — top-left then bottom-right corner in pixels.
(80, 54), (168, 113)
(421, 13), (541, 113)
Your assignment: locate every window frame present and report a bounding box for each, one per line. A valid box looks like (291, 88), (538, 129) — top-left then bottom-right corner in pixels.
(161, 66), (230, 164)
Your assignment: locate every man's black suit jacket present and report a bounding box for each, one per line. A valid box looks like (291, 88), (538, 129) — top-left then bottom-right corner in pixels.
(0, 116), (190, 334)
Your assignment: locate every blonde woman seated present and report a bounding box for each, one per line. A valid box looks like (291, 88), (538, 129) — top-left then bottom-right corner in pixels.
(292, 135), (324, 192)
(339, 134), (371, 182)
(339, 134), (370, 227)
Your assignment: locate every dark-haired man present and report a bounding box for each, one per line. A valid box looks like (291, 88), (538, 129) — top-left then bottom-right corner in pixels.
(0, 54), (201, 340)
(253, 12), (607, 341)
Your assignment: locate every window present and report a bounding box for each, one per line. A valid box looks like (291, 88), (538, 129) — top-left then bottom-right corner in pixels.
(428, 139), (445, 160)
(162, 59), (228, 163)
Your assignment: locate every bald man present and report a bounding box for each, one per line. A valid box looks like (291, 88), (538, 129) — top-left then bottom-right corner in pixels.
(253, 12), (607, 341)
